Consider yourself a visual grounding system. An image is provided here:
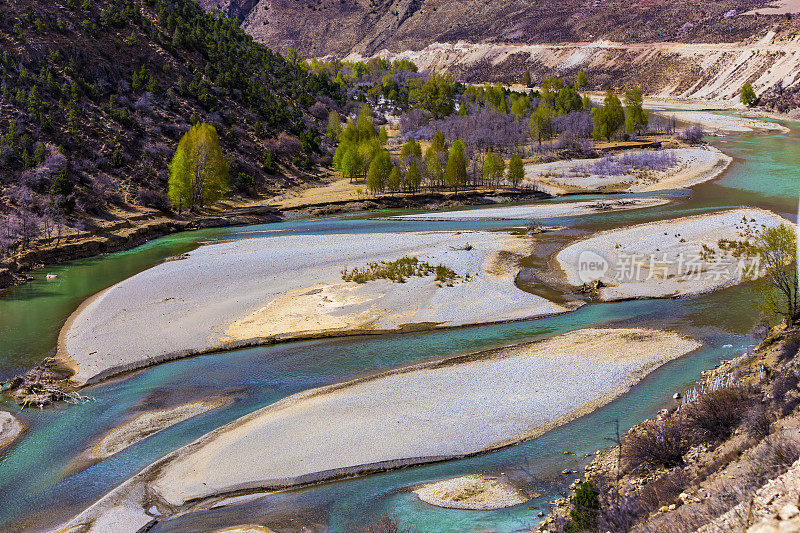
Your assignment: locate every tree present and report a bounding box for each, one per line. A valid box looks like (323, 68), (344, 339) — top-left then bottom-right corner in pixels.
(529, 106), (553, 145)
(405, 161), (421, 192)
(593, 90), (625, 141)
(326, 110), (342, 140)
(424, 145), (444, 188)
(50, 170), (75, 215)
(748, 224), (798, 325)
(576, 71), (588, 90)
(169, 122), (229, 210)
(444, 139), (467, 193)
(624, 87), (648, 134)
(340, 147), (363, 183)
(482, 149), (505, 186)
(378, 126), (388, 145)
(356, 103), (377, 140)
(416, 72), (455, 118)
(387, 165), (402, 192)
(522, 70), (532, 87)
(741, 82), (757, 107)
(508, 154), (524, 188)
(168, 147), (191, 213)
(555, 86), (582, 115)
(400, 138), (422, 163)
(366, 149), (391, 193)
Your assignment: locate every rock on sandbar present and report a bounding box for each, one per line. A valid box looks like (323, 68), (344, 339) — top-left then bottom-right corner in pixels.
(385, 197), (670, 221)
(414, 474), (528, 510)
(0, 411), (24, 453)
(60, 328), (700, 531)
(556, 208), (793, 300)
(59, 231), (567, 385)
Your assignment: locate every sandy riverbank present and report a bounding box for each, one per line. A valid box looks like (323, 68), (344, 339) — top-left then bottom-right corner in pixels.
(656, 110), (790, 135)
(0, 411), (24, 453)
(523, 147), (731, 195)
(59, 328), (701, 531)
(59, 230), (568, 385)
(386, 197), (670, 221)
(89, 397), (231, 460)
(556, 208), (793, 300)
(413, 474), (529, 510)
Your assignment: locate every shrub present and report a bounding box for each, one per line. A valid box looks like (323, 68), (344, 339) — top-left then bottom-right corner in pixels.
(682, 387), (754, 444)
(742, 401), (774, 439)
(234, 172), (255, 193)
(681, 125), (704, 144)
(135, 188), (170, 211)
(625, 418), (689, 470)
(569, 482), (600, 531)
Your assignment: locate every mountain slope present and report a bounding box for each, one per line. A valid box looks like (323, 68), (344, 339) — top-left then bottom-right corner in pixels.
(0, 0), (340, 249)
(204, 0), (794, 56)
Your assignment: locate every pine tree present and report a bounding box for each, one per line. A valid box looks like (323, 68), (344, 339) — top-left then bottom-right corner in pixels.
(522, 70), (532, 87)
(576, 71), (588, 90)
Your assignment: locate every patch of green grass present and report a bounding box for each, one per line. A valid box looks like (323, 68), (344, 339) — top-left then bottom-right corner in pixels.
(341, 256), (463, 285)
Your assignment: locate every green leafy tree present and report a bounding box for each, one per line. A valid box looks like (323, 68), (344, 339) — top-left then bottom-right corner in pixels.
(378, 126), (388, 145)
(416, 72), (455, 119)
(747, 224), (798, 325)
(529, 106), (553, 145)
(366, 149), (392, 193)
(444, 139), (467, 193)
(168, 122), (229, 210)
(340, 147), (363, 183)
(387, 165), (402, 192)
(593, 90), (625, 141)
(262, 149), (277, 174)
(424, 145), (444, 188)
(482, 149), (505, 185)
(576, 70), (588, 90)
(50, 170), (75, 215)
(741, 82), (757, 107)
(405, 161), (421, 192)
(510, 95), (531, 118)
(356, 103), (377, 140)
(624, 87), (648, 133)
(400, 138), (422, 163)
(556, 86), (582, 115)
(326, 110), (342, 140)
(168, 147), (191, 213)
(508, 154), (524, 188)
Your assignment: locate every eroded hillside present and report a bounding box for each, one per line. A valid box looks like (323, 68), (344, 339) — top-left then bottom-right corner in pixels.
(205, 0), (794, 56)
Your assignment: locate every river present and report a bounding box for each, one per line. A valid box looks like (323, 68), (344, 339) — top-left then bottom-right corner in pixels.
(0, 120), (797, 532)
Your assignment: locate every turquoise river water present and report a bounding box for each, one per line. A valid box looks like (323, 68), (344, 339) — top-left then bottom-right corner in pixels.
(0, 119), (798, 532)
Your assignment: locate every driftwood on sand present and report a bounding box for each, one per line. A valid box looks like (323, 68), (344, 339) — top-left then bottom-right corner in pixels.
(1, 358), (88, 409)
